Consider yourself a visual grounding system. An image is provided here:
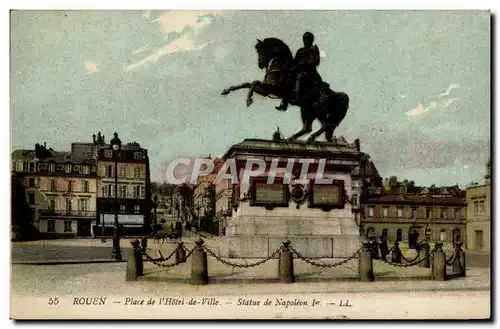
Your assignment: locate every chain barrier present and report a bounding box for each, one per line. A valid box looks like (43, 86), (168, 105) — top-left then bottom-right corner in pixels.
(401, 249), (421, 263)
(381, 245), (437, 268)
(203, 245), (284, 268)
(142, 246), (196, 268)
(290, 246), (362, 268)
(445, 250), (459, 266)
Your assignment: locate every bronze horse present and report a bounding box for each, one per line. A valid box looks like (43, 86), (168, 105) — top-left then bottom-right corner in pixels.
(221, 37), (349, 142)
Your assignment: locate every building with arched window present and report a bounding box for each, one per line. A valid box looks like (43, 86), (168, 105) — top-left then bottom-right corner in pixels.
(361, 177), (466, 248)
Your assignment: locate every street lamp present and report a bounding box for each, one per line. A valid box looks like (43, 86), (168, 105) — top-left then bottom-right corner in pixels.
(110, 132), (122, 261)
(153, 195), (158, 227)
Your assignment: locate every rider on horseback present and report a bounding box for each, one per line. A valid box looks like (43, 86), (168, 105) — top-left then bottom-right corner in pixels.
(275, 32), (322, 112)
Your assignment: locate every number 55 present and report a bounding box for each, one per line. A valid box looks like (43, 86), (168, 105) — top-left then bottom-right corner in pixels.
(48, 297), (59, 305)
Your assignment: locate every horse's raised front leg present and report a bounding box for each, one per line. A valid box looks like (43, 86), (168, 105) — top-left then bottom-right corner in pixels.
(221, 82), (252, 96)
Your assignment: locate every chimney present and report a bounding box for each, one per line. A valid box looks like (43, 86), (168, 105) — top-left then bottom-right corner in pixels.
(93, 134), (96, 144)
(102, 135), (105, 144)
(354, 138), (360, 151)
(44, 142), (46, 149)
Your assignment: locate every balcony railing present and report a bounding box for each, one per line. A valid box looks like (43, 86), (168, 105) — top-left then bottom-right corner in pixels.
(362, 216), (465, 224)
(39, 210), (97, 218)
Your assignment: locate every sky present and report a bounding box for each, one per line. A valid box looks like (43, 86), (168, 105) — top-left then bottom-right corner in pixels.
(10, 10), (491, 187)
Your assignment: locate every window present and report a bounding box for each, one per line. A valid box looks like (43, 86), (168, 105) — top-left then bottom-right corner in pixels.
(134, 167), (141, 179)
(426, 208), (432, 219)
(104, 150), (113, 158)
(48, 199), (55, 210)
(454, 208), (461, 219)
(440, 229), (446, 242)
(134, 152), (143, 160)
(368, 206), (374, 217)
(82, 165), (90, 175)
(120, 204), (126, 213)
(473, 201), (479, 216)
(65, 164), (72, 173)
(411, 208), (417, 219)
(119, 185), (127, 198)
(47, 220), (55, 233)
(119, 165), (127, 178)
(479, 201), (485, 215)
(64, 221), (72, 232)
(382, 207), (389, 218)
(28, 178), (35, 188)
(133, 185), (140, 198)
(29, 162), (35, 172)
(101, 186), (107, 197)
(23, 161), (28, 172)
(134, 205), (140, 214)
(15, 161), (23, 172)
(440, 207), (447, 219)
(50, 179), (56, 192)
(108, 185), (113, 198)
(67, 180), (72, 192)
(28, 193), (35, 205)
(81, 181), (88, 193)
(351, 194), (357, 206)
(65, 198), (72, 211)
(106, 165), (113, 178)
(79, 199), (87, 211)
(397, 207), (404, 218)
(48, 163), (55, 172)
(39, 163), (47, 171)
(140, 186), (145, 199)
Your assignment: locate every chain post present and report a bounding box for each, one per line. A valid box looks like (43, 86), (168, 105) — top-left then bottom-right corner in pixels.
(279, 240), (295, 283)
(453, 242), (466, 277)
(432, 241), (446, 281)
(176, 242), (187, 263)
(191, 238), (208, 285)
(359, 239), (374, 282)
(126, 239), (143, 281)
(418, 241), (430, 268)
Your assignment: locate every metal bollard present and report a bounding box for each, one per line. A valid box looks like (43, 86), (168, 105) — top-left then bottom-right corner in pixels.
(126, 240), (143, 281)
(391, 241), (402, 263)
(359, 239), (374, 282)
(432, 241), (446, 281)
(191, 238), (208, 285)
(176, 242), (187, 263)
(141, 237), (148, 253)
(453, 242), (466, 277)
(279, 240), (295, 283)
(418, 241), (430, 268)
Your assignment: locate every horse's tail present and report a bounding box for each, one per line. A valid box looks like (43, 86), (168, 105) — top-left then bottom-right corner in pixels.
(325, 90), (349, 142)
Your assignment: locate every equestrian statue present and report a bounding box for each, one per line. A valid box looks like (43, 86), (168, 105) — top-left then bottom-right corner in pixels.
(221, 32), (349, 142)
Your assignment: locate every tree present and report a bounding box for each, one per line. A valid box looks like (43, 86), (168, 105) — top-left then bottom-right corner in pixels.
(11, 176), (38, 240)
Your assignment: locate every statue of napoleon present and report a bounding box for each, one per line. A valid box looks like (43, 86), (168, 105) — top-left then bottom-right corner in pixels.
(221, 32), (349, 142)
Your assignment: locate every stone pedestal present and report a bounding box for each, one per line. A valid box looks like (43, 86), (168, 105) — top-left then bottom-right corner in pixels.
(217, 138), (365, 259)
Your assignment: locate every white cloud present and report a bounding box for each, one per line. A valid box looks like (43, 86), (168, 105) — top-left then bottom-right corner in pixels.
(319, 50), (326, 58)
(442, 97), (459, 108)
(132, 45), (148, 55)
(84, 60), (99, 74)
(437, 84), (460, 98)
(400, 94), (407, 98)
(125, 34), (209, 72)
(152, 10), (219, 35)
(406, 103), (428, 117)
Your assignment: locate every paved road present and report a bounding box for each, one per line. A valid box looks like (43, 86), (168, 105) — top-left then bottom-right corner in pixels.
(11, 244), (133, 262)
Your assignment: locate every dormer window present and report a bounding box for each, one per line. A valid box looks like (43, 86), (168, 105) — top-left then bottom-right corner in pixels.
(134, 152), (143, 160)
(104, 150), (112, 158)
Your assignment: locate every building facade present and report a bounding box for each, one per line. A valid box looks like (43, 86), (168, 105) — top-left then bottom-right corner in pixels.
(12, 143), (97, 237)
(92, 133), (151, 236)
(362, 178), (466, 247)
(465, 160), (490, 251)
